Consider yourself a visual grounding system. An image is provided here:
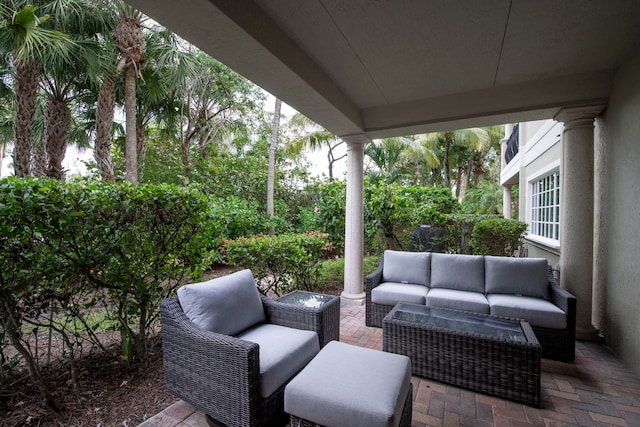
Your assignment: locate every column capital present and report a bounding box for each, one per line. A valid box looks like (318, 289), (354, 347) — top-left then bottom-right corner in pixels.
(341, 133), (369, 148)
(554, 105), (606, 129)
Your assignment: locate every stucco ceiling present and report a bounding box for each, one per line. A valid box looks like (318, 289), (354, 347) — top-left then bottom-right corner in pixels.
(125, 0), (640, 139)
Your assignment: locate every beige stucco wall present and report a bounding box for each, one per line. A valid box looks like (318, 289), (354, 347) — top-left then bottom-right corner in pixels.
(600, 49), (640, 373)
(516, 121), (563, 268)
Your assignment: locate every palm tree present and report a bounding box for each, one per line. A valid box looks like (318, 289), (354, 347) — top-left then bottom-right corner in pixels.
(40, 0), (116, 180)
(0, 1), (71, 177)
(288, 113), (346, 181)
(133, 25), (196, 179)
(94, 72), (117, 181)
(114, 3), (145, 184)
(364, 135), (440, 185)
(461, 180), (503, 215)
(422, 128), (490, 197)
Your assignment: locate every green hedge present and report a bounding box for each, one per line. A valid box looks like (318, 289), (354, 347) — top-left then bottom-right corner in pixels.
(415, 214), (528, 256)
(221, 232), (329, 295)
(0, 177), (212, 407)
(470, 217), (528, 256)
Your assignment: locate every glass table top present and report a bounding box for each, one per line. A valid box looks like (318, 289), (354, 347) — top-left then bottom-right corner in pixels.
(392, 304), (527, 342)
(277, 290), (335, 309)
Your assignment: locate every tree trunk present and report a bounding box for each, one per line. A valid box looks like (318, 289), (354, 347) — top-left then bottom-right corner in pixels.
(94, 77), (116, 182)
(266, 98), (281, 232)
(31, 142), (48, 177)
(13, 61), (39, 177)
(136, 120), (146, 180)
(45, 97), (71, 180)
(124, 66), (138, 184)
(444, 131), (452, 189)
(455, 171), (462, 199)
(0, 297), (61, 413)
(0, 143), (4, 177)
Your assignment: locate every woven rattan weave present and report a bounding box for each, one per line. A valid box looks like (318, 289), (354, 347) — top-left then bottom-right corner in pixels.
(383, 304), (541, 407)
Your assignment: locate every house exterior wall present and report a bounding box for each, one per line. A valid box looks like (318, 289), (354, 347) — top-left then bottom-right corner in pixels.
(599, 49), (640, 372)
(513, 121), (563, 267)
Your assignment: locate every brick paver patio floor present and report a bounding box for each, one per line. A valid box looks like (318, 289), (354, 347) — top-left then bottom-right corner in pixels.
(139, 304), (640, 427)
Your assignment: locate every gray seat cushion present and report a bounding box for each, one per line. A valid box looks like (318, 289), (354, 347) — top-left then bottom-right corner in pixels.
(426, 288), (490, 314)
(177, 269), (265, 336)
(485, 256), (550, 300)
(487, 294), (567, 329)
(383, 250), (431, 286)
(371, 282), (430, 306)
(237, 324), (319, 398)
(430, 253), (485, 293)
(285, 341), (411, 427)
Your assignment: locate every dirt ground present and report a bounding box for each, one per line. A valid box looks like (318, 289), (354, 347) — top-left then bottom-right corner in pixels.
(1, 335), (177, 427)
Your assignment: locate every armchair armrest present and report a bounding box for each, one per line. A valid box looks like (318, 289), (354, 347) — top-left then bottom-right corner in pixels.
(160, 297), (261, 426)
(262, 294), (340, 347)
(365, 259), (384, 294)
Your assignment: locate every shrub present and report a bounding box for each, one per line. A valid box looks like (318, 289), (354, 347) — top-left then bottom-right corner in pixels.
(311, 180), (347, 250)
(438, 214), (481, 254)
(470, 217), (528, 256)
(365, 181), (458, 253)
(221, 232), (329, 295)
(207, 196), (271, 241)
(0, 178), (212, 375)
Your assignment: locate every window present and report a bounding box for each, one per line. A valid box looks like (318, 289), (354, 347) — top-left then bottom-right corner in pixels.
(530, 170), (560, 241)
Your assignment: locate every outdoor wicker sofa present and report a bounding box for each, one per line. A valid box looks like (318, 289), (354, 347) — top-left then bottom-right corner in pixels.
(366, 251), (576, 362)
(160, 269), (337, 427)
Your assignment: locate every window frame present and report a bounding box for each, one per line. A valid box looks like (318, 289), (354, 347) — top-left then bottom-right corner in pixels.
(527, 163), (561, 248)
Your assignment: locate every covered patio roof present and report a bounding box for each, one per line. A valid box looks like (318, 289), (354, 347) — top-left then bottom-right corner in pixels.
(126, 0), (640, 139)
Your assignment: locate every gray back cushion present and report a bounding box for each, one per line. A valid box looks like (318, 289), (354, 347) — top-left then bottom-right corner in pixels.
(177, 269), (265, 336)
(383, 250), (431, 286)
(485, 256), (549, 299)
(430, 253), (485, 292)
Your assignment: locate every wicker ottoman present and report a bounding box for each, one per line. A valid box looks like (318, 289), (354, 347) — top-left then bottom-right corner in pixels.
(284, 341), (412, 427)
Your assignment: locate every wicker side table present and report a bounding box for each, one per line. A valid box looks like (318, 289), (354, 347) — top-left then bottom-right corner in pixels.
(275, 290), (340, 348)
(383, 304), (541, 407)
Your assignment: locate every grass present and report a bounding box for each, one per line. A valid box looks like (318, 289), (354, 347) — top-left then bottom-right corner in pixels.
(316, 255), (380, 292)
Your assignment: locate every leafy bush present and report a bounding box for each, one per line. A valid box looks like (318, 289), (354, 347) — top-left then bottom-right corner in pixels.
(437, 214), (481, 254)
(365, 181), (458, 253)
(207, 196), (271, 241)
(470, 217), (528, 256)
(0, 178), (212, 379)
(311, 180), (347, 249)
(221, 232), (329, 295)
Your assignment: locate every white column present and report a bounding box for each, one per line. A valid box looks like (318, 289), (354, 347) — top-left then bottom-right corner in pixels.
(341, 134), (367, 305)
(502, 186), (512, 219)
(592, 118), (607, 332)
(554, 105), (604, 340)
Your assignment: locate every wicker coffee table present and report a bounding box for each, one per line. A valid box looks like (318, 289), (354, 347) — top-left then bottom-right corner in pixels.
(383, 303), (541, 407)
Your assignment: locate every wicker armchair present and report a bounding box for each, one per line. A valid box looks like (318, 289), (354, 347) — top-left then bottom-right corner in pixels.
(161, 274), (334, 427)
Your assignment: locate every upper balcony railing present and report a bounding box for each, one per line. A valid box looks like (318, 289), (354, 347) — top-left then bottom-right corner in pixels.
(504, 124), (519, 165)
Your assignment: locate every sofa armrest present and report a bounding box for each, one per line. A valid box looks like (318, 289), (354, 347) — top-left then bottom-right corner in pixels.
(160, 297), (261, 424)
(261, 294), (340, 347)
(547, 268), (576, 315)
